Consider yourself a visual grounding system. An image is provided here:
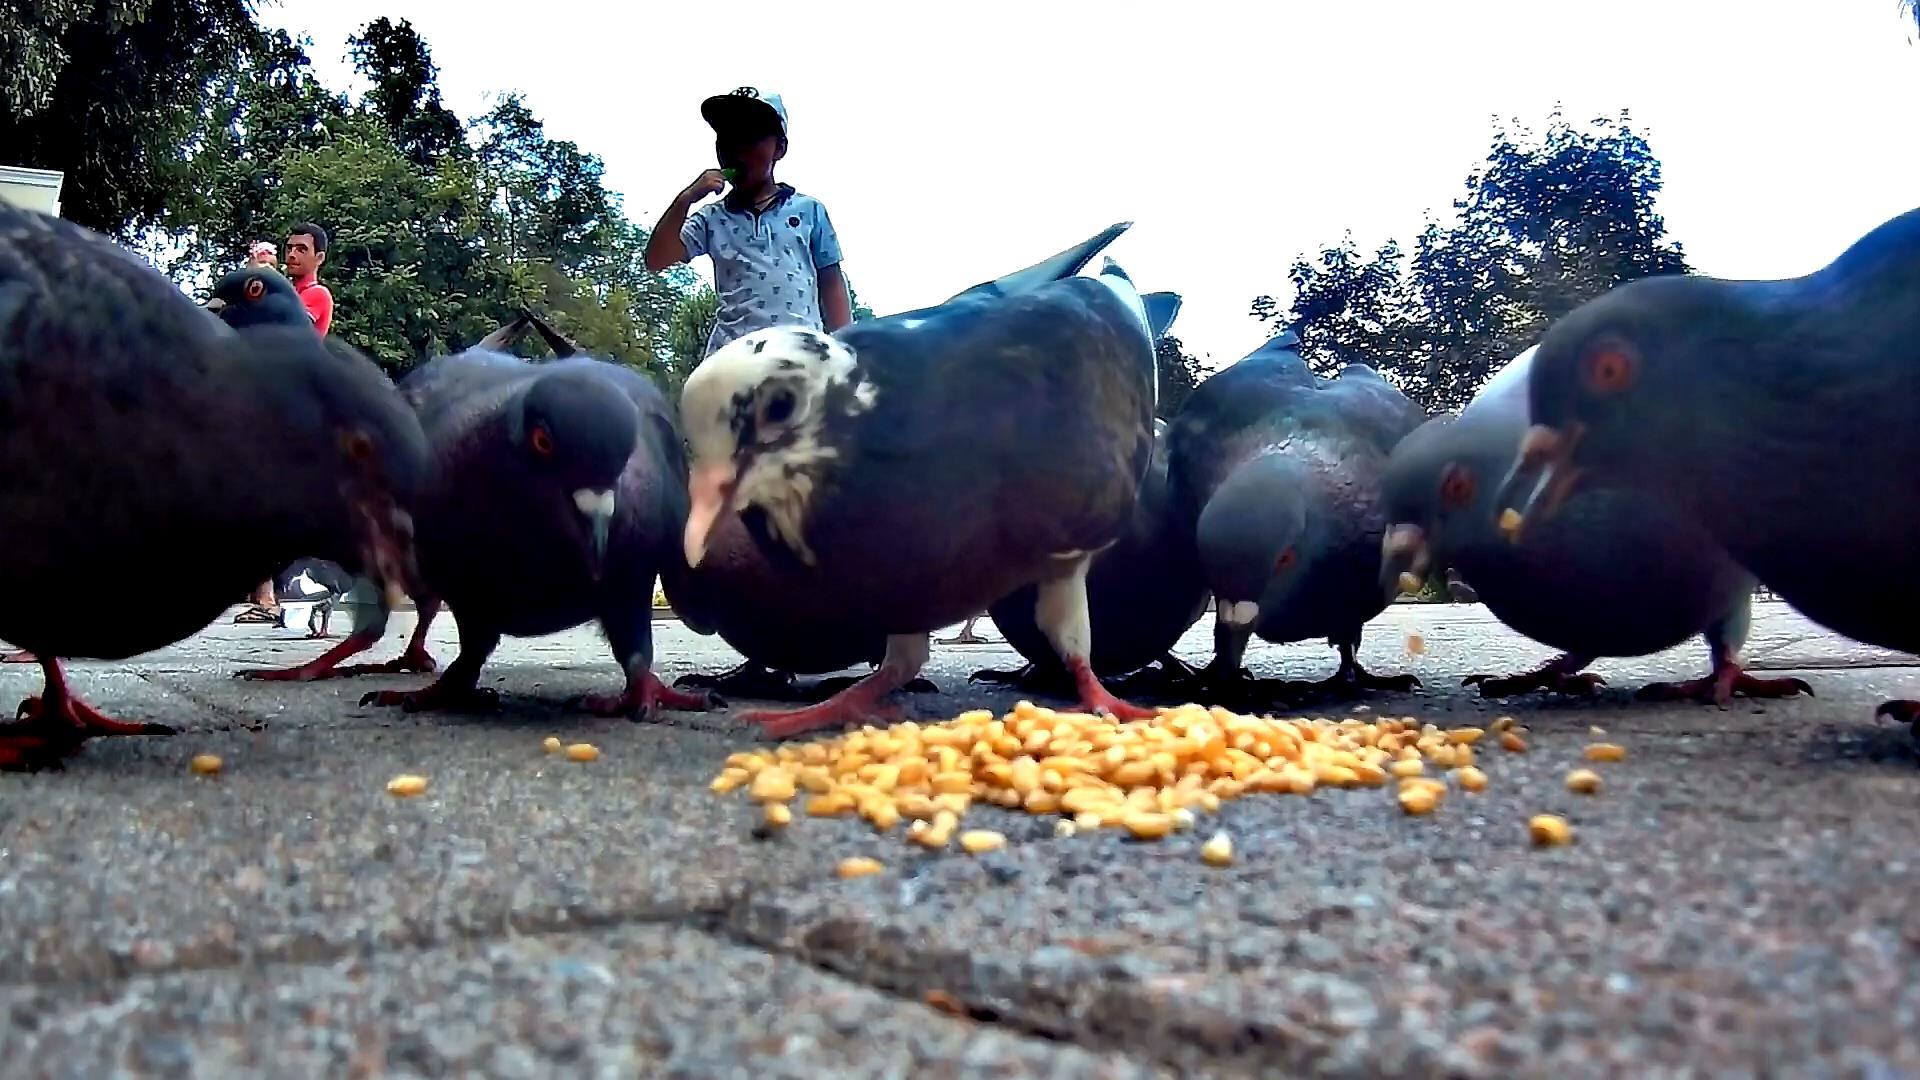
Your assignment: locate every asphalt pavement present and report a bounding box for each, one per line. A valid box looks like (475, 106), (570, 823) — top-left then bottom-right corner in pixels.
(2, 600), (1918, 1078)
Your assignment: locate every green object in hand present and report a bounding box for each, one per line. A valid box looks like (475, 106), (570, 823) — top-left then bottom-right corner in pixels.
(722, 167), (739, 182)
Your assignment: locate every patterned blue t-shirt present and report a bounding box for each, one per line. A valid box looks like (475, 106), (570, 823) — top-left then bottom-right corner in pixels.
(681, 184), (843, 358)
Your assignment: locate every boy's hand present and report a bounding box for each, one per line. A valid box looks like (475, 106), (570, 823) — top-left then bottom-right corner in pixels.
(680, 169), (728, 205)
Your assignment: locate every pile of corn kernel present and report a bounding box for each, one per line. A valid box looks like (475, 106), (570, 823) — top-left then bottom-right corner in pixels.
(709, 702), (1622, 857)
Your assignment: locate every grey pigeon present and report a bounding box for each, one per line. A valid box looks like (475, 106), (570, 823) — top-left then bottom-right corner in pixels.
(677, 224), (1176, 738)
(970, 416), (1210, 695)
(345, 347), (714, 719)
(1379, 346), (1811, 703)
(1166, 330), (1427, 705)
(0, 208), (426, 770)
(1503, 205), (1920, 726)
(670, 222), (1157, 707)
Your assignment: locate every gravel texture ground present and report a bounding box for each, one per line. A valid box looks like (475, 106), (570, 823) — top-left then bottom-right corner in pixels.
(1, 600), (1916, 1078)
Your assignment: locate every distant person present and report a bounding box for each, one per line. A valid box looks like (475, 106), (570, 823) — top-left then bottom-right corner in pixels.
(644, 87), (852, 358)
(248, 241), (277, 268)
(283, 222), (333, 337)
(234, 225), (334, 625)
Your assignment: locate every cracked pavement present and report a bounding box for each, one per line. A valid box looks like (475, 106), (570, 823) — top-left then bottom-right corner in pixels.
(2, 600), (1918, 1078)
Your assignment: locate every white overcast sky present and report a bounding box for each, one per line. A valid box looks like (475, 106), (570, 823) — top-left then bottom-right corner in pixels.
(258, 0), (1920, 368)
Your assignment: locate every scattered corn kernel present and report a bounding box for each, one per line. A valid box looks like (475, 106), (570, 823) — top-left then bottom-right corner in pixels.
(750, 768), (796, 802)
(763, 802), (793, 828)
(960, 829), (1007, 854)
(189, 754), (223, 776)
(1566, 768), (1602, 794)
(1389, 758), (1425, 779)
(1529, 814), (1573, 846)
(542, 736), (562, 754)
(1500, 731), (1528, 753)
(386, 774), (428, 798)
(1499, 507), (1524, 539)
(836, 857), (884, 879)
(1054, 819), (1078, 839)
(565, 743), (600, 763)
(1447, 727), (1484, 745)
(1399, 785), (1440, 816)
(1490, 716), (1515, 733)
(1171, 807), (1197, 831)
(1200, 831), (1234, 867)
(709, 768), (748, 794)
(1585, 742), (1627, 763)
(1397, 571), (1423, 595)
(1457, 766), (1489, 792)
(1124, 811), (1174, 839)
(1405, 633), (1426, 656)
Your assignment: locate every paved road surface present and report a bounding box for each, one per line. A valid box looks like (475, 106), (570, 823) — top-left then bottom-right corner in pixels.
(2, 601), (1917, 1078)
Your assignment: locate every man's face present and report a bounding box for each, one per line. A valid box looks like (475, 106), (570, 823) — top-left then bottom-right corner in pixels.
(719, 133), (784, 186)
(285, 232), (324, 278)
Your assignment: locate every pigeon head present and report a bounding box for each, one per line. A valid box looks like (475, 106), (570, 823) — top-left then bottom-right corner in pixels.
(229, 328), (430, 608)
(1499, 275), (1761, 537)
(1378, 413), (1509, 599)
(678, 324), (877, 568)
(1196, 453), (1321, 632)
(205, 267), (309, 331)
(509, 369), (642, 574)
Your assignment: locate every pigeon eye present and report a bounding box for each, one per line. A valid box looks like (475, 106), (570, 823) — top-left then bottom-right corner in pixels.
(529, 426), (555, 456)
(244, 278), (266, 301)
(339, 430), (375, 464)
(1439, 463), (1476, 508)
(1274, 547), (1297, 573)
(1582, 342), (1638, 395)
(763, 388), (796, 426)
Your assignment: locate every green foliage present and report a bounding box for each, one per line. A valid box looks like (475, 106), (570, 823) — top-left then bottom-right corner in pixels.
(1155, 335), (1205, 419)
(1254, 109), (1689, 413)
(666, 285), (720, 382)
(347, 17), (467, 169)
(0, 0), (261, 236)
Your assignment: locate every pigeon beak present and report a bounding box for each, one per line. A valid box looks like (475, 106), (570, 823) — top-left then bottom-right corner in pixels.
(684, 461), (738, 569)
(1494, 423), (1586, 544)
(203, 297), (227, 313)
(1216, 599), (1261, 630)
(1378, 523), (1431, 602)
(573, 488), (617, 575)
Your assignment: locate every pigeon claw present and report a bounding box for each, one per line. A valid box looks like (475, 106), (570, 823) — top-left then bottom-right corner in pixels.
(0, 659), (173, 772)
(359, 681), (500, 713)
(1068, 658), (1159, 721)
(1635, 664), (1813, 707)
(675, 662), (806, 702)
(741, 673), (906, 740)
(967, 662), (1077, 696)
(1873, 699), (1920, 730)
(574, 671), (720, 722)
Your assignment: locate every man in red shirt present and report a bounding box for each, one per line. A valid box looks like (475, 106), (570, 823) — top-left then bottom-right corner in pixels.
(234, 222), (336, 626)
(284, 222), (332, 336)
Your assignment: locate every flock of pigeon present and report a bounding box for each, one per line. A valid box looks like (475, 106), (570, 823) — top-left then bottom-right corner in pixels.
(0, 201), (1914, 774)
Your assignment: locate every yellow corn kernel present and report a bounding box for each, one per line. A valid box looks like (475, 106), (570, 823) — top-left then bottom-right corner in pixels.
(725, 751), (766, 772)
(931, 792), (972, 816)
(1171, 807), (1197, 831)
(709, 768), (749, 794)
(865, 802), (901, 832)
(1447, 727), (1484, 745)
(1350, 761), (1388, 787)
(1585, 743), (1627, 763)
(1529, 814), (1572, 846)
(1457, 766), (1489, 793)
(1023, 789), (1061, 815)
(1565, 768), (1602, 795)
(960, 829), (1007, 854)
(1455, 745), (1476, 769)
(1499, 507), (1523, 539)
(542, 736), (562, 754)
(1500, 731), (1528, 753)
(1490, 716), (1515, 733)
(1389, 758), (1425, 779)
(1200, 831), (1234, 867)
(805, 793), (853, 817)
(836, 856), (884, 879)
(763, 802), (792, 828)
(930, 770), (973, 794)
(1398, 785), (1439, 816)
(1124, 811), (1174, 839)
(189, 754), (223, 776)
(749, 768), (796, 802)
(565, 743), (600, 763)
(386, 774), (428, 798)
(1074, 810), (1103, 831)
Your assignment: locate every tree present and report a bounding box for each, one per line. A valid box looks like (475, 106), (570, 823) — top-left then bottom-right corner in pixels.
(347, 17), (467, 169)
(0, 0), (261, 236)
(665, 285), (720, 385)
(1155, 335), (1206, 419)
(1253, 109), (1689, 412)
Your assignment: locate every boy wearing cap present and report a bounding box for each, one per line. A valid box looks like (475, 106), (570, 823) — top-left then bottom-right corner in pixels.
(645, 87), (853, 357)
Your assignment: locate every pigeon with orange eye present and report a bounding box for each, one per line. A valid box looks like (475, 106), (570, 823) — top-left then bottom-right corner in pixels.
(1164, 329), (1428, 709)
(252, 344), (720, 722)
(1379, 345), (1809, 705)
(202, 266), (310, 331)
(1506, 210), (1920, 720)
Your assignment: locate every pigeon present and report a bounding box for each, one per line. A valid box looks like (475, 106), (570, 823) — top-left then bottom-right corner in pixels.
(1165, 330), (1427, 705)
(676, 223), (1176, 738)
(336, 347), (714, 719)
(1379, 346), (1811, 703)
(670, 221), (1153, 706)
(1502, 205), (1920, 725)
(970, 417), (1211, 695)
(0, 208), (426, 770)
